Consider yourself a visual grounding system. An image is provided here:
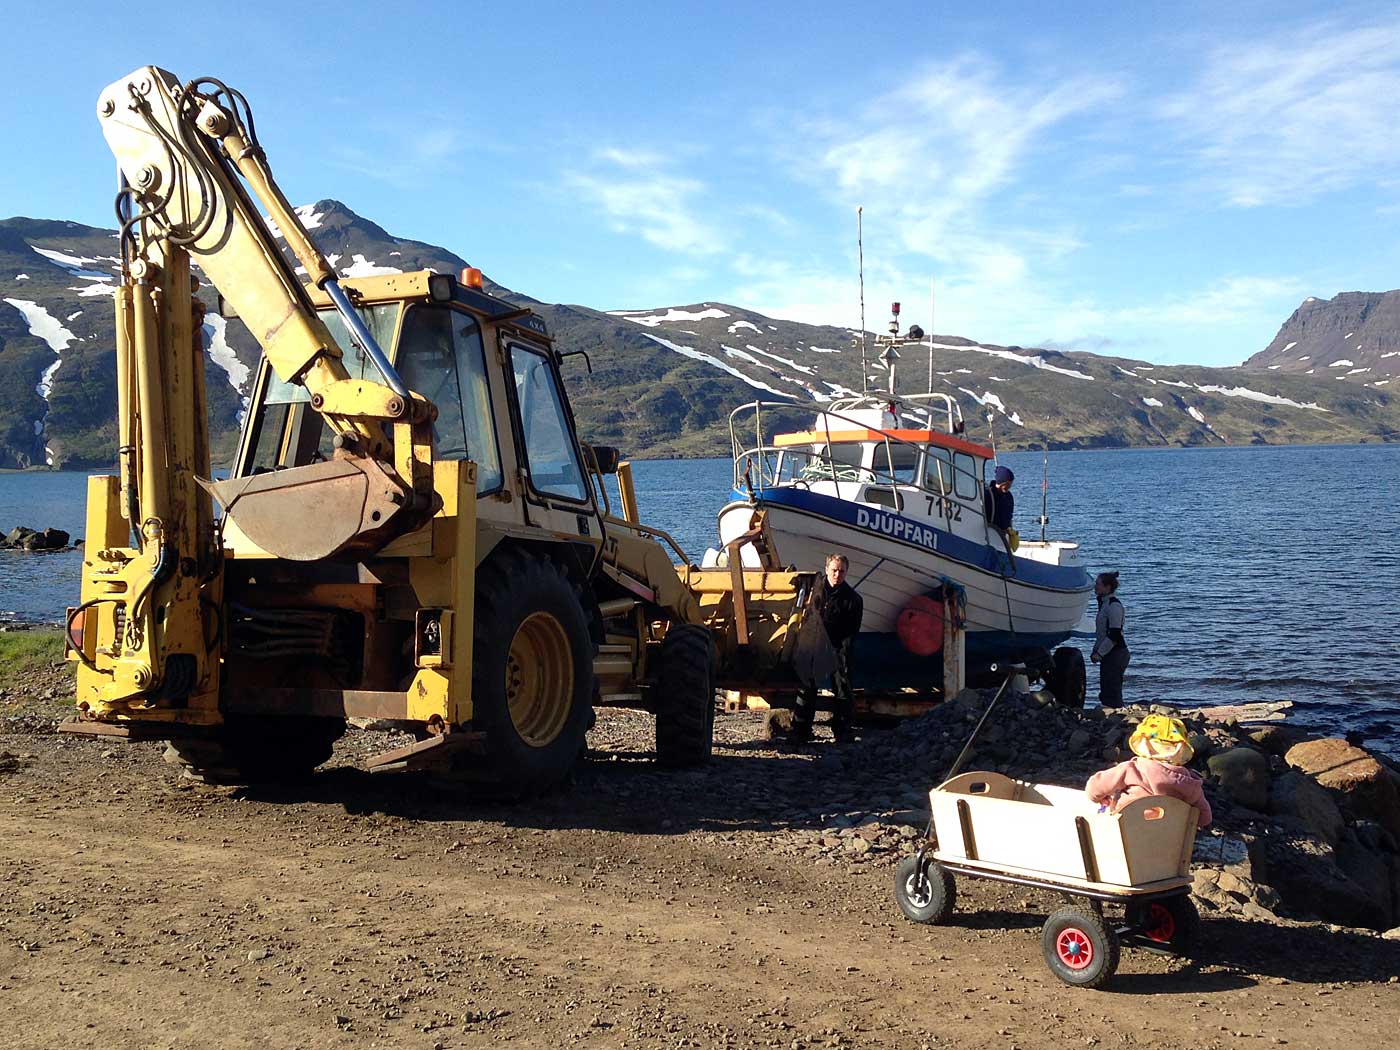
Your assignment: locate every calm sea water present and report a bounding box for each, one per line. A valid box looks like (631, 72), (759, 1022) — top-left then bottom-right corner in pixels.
(3, 444), (1397, 755)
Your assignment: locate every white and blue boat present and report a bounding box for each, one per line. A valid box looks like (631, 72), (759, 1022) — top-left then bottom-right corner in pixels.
(711, 335), (1093, 697)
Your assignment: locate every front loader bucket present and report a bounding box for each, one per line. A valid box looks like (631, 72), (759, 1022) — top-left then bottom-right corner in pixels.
(202, 457), (410, 560)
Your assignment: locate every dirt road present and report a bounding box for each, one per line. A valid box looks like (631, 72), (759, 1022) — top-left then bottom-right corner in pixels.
(2, 709), (1397, 1050)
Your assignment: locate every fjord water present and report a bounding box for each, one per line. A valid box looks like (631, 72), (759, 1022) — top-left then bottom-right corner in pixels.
(3, 443), (1397, 755)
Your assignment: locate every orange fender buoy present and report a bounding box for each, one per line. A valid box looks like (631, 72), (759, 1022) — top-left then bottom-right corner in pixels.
(896, 594), (944, 656)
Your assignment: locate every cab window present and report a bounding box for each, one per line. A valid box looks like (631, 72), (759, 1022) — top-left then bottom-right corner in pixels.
(925, 447), (953, 494)
(396, 305), (502, 493)
(953, 452), (980, 500)
(510, 344), (587, 502)
(876, 442), (920, 484)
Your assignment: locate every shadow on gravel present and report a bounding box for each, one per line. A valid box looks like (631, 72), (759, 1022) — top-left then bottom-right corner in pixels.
(1191, 915), (1400, 984)
(236, 745), (905, 838)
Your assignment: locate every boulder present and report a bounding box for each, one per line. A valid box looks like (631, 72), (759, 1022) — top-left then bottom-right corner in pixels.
(1261, 831), (1389, 929)
(1249, 723), (1308, 758)
(1285, 738), (1400, 840)
(1, 525), (69, 551)
(1335, 830), (1397, 926)
(1207, 747), (1270, 811)
(1270, 769), (1345, 846)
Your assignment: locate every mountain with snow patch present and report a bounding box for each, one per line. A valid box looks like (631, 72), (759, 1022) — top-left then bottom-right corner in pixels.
(1, 201), (1397, 470)
(1243, 290), (1400, 390)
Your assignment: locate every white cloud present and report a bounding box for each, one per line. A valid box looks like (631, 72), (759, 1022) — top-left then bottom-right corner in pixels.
(1159, 18), (1400, 206)
(565, 150), (724, 255)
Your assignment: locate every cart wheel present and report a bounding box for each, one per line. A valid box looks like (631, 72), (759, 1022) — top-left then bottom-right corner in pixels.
(1042, 907), (1119, 988)
(1127, 895), (1198, 954)
(894, 854), (956, 924)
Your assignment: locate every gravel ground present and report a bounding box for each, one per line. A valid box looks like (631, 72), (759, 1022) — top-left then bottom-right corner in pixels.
(2, 687), (1398, 1049)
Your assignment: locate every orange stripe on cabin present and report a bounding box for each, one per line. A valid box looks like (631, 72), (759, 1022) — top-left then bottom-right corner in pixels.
(773, 428), (996, 460)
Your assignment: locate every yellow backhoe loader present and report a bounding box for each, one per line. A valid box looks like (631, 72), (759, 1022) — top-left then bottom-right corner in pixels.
(65, 67), (813, 790)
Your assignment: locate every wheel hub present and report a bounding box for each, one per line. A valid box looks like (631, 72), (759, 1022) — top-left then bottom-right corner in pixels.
(505, 611), (574, 748)
(1056, 928), (1094, 969)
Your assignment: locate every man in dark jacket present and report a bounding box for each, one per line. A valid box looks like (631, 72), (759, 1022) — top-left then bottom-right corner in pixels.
(791, 552), (864, 744)
(983, 464), (1016, 571)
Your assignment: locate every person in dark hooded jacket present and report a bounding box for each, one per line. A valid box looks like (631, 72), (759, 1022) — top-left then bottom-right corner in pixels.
(790, 552), (863, 743)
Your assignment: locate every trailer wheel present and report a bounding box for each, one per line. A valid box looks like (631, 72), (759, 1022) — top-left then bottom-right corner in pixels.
(1042, 907), (1119, 988)
(163, 715), (346, 784)
(655, 623), (717, 767)
(1127, 895), (1198, 954)
(894, 854), (956, 924)
(1048, 646), (1087, 707)
(472, 548), (594, 794)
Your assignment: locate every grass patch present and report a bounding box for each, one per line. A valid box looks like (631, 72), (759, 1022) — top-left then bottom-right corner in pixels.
(0, 629), (70, 692)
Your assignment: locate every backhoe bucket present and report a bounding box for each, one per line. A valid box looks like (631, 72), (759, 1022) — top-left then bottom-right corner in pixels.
(203, 458), (409, 560)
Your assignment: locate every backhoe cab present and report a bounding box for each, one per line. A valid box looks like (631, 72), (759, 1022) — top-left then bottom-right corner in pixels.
(67, 66), (814, 791)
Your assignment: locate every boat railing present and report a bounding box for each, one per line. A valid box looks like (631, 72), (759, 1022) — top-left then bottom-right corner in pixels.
(727, 400), (994, 531)
(827, 391), (963, 433)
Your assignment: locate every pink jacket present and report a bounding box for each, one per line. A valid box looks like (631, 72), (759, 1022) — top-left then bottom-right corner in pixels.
(1085, 757), (1212, 828)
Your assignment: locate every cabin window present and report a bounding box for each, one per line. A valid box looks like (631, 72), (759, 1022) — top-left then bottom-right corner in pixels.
(953, 452), (980, 500)
(396, 305), (502, 493)
(876, 442), (920, 484)
(803, 442), (869, 482)
(510, 344), (588, 502)
(925, 447), (953, 495)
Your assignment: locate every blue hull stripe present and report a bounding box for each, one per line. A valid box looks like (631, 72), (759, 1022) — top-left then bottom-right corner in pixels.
(736, 486), (1091, 594)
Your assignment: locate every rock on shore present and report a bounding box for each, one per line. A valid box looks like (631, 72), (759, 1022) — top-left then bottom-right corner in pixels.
(0, 526), (73, 551)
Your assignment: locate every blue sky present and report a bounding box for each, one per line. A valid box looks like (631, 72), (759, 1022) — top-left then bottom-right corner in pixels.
(3, 1), (1398, 366)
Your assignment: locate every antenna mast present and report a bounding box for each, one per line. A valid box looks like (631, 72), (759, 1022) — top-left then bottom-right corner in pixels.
(858, 206), (867, 394)
(927, 276), (935, 395)
(1039, 451), (1050, 542)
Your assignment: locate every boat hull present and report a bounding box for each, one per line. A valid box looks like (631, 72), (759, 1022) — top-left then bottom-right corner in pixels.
(719, 487), (1092, 685)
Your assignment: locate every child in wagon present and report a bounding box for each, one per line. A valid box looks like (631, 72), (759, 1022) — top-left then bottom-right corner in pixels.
(1085, 714), (1212, 827)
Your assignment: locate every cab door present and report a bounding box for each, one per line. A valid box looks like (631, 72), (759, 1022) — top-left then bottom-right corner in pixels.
(504, 338), (603, 543)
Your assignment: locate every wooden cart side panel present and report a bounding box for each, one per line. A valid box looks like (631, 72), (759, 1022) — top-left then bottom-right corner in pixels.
(1116, 795), (1198, 883)
(931, 792), (1093, 880)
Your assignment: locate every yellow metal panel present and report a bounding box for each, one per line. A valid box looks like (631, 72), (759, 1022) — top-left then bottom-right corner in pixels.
(84, 476), (127, 557)
(405, 668), (451, 722)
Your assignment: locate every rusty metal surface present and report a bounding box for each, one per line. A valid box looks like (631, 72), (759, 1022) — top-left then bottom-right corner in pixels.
(222, 686), (410, 720)
(202, 456), (407, 561)
(365, 730), (487, 773)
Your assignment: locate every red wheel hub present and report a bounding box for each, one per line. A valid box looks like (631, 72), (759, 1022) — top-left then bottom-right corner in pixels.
(1145, 903), (1176, 943)
(1055, 928), (1094, 969)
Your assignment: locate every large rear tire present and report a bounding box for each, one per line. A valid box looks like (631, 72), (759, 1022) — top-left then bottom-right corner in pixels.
(471, 547), (594, 794)
(163, 715), (346, 785)
(1048, 646), (1087, 708)
(654, 623), (717, 768)
(1042, 906), (1119, 988)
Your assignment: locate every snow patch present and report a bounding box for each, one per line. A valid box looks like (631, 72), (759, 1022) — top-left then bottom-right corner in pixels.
(1345, 367), (1371, 375)
(931, 341), (1094, 381)
(1328, 359), (1354, 367)
(203, 315), (250, 391)
(1187, 406), (1207, 424)
(746, 345), (814, 375)
(1116, 366), (1139, 377)
(958, 388), (1024, 426)
(65, 311), (82, 321)
(1345, 332), (1353, 339)
(808, 345), (839, 354)
(641, 334), (792, 398)
(1282, 341), (1297, 352)
(611, 307), (731, 327)
(4, 298), (76, 352)
(1141, 397), (1163, 407)
(1193, 384), (1326, 411)
(726, 320), (762, 335)
(72, 283), (116, 298)
(1268, 364), (1281, 369)
(15, 274), (28, 280)
(1381, 351), (1400, 359)
(340, 254), (403, 278)
(721, 344), (764, 366)
(30, 246), (116, 281)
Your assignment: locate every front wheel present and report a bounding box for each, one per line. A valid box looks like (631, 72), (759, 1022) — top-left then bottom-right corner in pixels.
(894, 854), (956, 924)
(1042, 906), (1119, 988)
(471, 547), (594, 794)
(163, 715), (346, 785)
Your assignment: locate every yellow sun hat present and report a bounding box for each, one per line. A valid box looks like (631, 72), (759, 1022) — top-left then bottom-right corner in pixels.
(1128, 714), (1194, 764)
